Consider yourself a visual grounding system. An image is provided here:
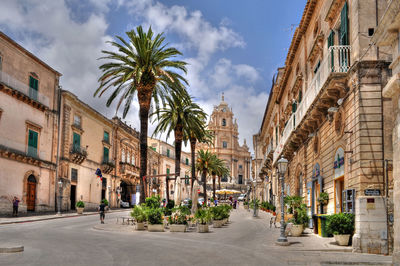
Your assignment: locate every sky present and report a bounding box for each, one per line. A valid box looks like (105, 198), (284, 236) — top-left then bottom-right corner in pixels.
(0, 0), (306, 155)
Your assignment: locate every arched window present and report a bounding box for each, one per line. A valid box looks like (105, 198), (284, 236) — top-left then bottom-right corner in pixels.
(121, 149), (125, 163)
(28, 174), (36, 183)
(132, 154), (135, 165)
(127, 151), (130, 164)
(222, 119), (226, 126)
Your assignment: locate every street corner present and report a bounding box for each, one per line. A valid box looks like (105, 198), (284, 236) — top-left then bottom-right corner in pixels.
(0, 243), (24, 253)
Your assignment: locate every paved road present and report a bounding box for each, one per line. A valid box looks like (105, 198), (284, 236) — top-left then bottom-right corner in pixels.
(0, 208), (392, 266)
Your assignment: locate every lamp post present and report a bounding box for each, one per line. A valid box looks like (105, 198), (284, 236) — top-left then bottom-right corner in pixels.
(253, 179), (257, 217)
(57, 179), (63, 215)
(276, 157), (289, 245)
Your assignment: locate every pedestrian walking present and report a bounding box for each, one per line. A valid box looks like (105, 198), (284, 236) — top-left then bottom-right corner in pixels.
(214, 198), (218, 206)
(233, 199), (237, 209)
(12, 196), (20, 217)
(99, 201), (106, 224)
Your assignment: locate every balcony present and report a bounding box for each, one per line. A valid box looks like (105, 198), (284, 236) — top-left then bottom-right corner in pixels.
(0, 137), (47, 165)
(119, 161), (139, 175)
(273, 45), (351, 164)
(101, 158), (115, 174)
(0, 70), (50, 109)
(69, 145), (87, 164)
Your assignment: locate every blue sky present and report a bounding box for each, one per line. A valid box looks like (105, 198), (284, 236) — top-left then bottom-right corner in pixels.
(0, 0), (306, 154)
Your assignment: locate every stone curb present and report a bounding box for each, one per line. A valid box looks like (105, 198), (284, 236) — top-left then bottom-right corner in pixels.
(0, 245), (24, 253)
(320, 261), (392, 265)
(0, 210), (127, 225)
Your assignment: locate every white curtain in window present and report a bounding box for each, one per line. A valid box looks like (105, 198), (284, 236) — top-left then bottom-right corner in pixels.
(132, 154), (135, 165)
(121, 149), (125, 163)
(127, 151), (130, 164)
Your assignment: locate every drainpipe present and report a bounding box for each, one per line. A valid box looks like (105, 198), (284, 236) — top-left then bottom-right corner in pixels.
(55, 87), (62, 213)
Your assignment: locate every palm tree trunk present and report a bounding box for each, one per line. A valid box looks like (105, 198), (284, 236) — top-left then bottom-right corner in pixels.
(174, 126), (183, 203)
(190, 137), (197, 193)
(218, 176), (221, 190)
(139, 106), (149, 204)
(212, 175), (216, 199)
(202, 169), (207, 203)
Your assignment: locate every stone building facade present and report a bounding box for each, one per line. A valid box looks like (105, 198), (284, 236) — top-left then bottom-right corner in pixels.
(148, 138), (191, 200)
(0, 31), (61, 214)
(254, 0), (394, 255)
(197, 95), (251, 191)
(373, 0), (400, 262)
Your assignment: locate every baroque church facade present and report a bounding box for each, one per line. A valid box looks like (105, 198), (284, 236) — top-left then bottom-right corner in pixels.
(197, 94), (251, 188)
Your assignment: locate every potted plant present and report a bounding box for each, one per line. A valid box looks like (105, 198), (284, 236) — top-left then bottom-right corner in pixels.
(221, 204), (232, 224)
(131, 205), (146, 230)
(326, 213), (355, 246)
(289, 203), (309, 237)
(318, 192), (329, 205)
(76, 201), (85, 214)
(145, 207), (164, 232)
(243, 201), (249, 210)
(195, 208), (212, 233)
(169, 206), (190, 232)
(249, 199), (260, 216)
(210, 206), (224, 228)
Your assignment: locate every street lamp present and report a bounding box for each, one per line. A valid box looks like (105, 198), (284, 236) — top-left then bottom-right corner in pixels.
(276, 157), (289, 245)
(57, 179), (63, 215)
(253, 179), (257, 217)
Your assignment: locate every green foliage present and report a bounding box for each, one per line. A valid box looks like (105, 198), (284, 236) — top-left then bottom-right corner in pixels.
(326, 213), (355, 235)
(210, 206), (225, 220)
(130, 205), (146, 223)
(187, 199), (192, 209)
(194, 208), (212, 224)
(76, 201), (85, 208)
(145, 195), (161, 209)
(169, 206), (190, 225)
(318, 192), (329, 204)
(101, 199), (109, 206)
(289, 203), (309, 226)
(243, 201), (249, 206)
(145, 207), (164, 225)
(166, 199), (175, 210)
(249, 199), (260, 209)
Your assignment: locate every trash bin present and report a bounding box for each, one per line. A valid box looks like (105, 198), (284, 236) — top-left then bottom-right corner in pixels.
(312, 215), (318, 234)
(317, 214), (329, 237)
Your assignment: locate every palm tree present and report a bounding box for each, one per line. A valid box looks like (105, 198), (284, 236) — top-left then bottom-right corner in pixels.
(196, 149), (216, 203)
(210, 156), (229, 199)
(151, 91), (206, 201)
(94, 26), (188, 204)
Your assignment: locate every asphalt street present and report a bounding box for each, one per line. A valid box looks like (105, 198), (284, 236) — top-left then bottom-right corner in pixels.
(0, 208), (392, 266)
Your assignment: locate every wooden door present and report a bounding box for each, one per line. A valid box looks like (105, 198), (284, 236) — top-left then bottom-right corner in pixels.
(27, 182), (36, 211)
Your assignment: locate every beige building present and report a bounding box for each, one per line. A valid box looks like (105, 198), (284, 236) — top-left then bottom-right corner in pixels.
(197, 95), (251, 191)
(373, 1), (400, 262)
(255, 0), (393, 255)
(0, 31), (61, 214)
(148, 138), (191, 200)
(59, 90), (115, 210)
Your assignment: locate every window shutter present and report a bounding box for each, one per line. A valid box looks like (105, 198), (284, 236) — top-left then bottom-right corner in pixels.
(28, 130), (38, 148)
(340, 2), (349, 45)
(73, 133), (81, 148)
(103, 147), (109, 162)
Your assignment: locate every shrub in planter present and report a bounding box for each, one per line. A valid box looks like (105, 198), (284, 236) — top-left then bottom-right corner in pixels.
(169, 207), (189, 232)
(326, 213), (355, 246)
(243, 201), (249, 209)
(145, 195), (161, 209)
(318, 192), (329, 205)
(195, 208), (212, 233)
(76, 201), (85, 214)
(131, 205), (146, 230)
(288, 203), (309, 237)
(145, 207), (164, 232)
(210, 206), (225, 228)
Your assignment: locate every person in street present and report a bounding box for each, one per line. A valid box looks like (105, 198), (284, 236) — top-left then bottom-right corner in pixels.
(214, 198), (218, 206)
(99, 201), (106, 224)
(12, 196), (20, 217)
(233, 199), (237, 209)
(207, 198), (211, 207)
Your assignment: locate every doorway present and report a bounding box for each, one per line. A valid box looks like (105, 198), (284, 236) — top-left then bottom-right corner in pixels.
(70, 185), (76, 210)
(27, 175), (36, 211)
(334, 177), (344, 213)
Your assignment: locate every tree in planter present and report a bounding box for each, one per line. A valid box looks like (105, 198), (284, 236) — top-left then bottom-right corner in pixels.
(145, 195), (161, 209)
(76, 201), (85, 208)
(326, 213), (355, 235)
(131, 205), (146, 223)
(318, 192), (329, 207)
(145, 207), (164, 225)
(194, 208), (212, 225)
(94, 26), (188, 204)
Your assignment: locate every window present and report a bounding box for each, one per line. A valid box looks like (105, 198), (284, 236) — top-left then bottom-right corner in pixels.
(185, 158), (189, 165)
(73, 132), (81, 149)
(127, 151), (130, 164)
(339, 1), (349, 46)
(27, 129), (38, 157)
(239, 165), (242, 169)
(132, 154), (135, 165)
(71, 168), (78, 182)
(103, 131), (109, 143)
(167, 149), (170, 157)
(275, 127), (278, 146)
(238, 175), (243, 184)
(185, 175), (190, 185)
(222, 119), (226, 126)
(73, 115), (81, 127)
(121, 149), (126, 163)
(103, 147), (109, 163)
(166, 168), (170, 179)
(222, 141), (227, 148)
(29, 76), (38, 101)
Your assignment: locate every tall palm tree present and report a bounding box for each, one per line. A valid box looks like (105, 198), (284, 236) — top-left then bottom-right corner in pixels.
(94, 26), (188, 204)
(188, 129), (213, 194)
(196, 149), (216, 203)
(210, 156), (229, 199)
(151, 91), (206, 201)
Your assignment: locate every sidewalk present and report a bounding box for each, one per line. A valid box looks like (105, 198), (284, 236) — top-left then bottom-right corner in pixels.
(0, 209), (128, 225)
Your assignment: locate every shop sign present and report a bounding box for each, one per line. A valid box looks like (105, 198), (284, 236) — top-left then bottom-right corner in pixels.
(364, 189), (380, 196)
(333, 156), (344, 169)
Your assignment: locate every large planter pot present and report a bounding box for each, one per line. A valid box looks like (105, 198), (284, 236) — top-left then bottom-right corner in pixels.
(148, 224), (164, 232)
(244, 205), (249, 210)
(334, 234), (350, 246)
(136, 222), (145, 230)
(213, 220), (224, 228)
(222, 218), (228, 225)
(197, 224), (209, 233)
(170, 224), (186, 232)
(76, 207), (84, 214)
(290, 224), (304, 237)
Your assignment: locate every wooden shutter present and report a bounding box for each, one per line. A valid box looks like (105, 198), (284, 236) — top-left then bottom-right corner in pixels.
(340, 2), (349, 45)
(103, 147), (109, 162)
(28, 130), (38, 157)
(73, 133), (81, 148)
